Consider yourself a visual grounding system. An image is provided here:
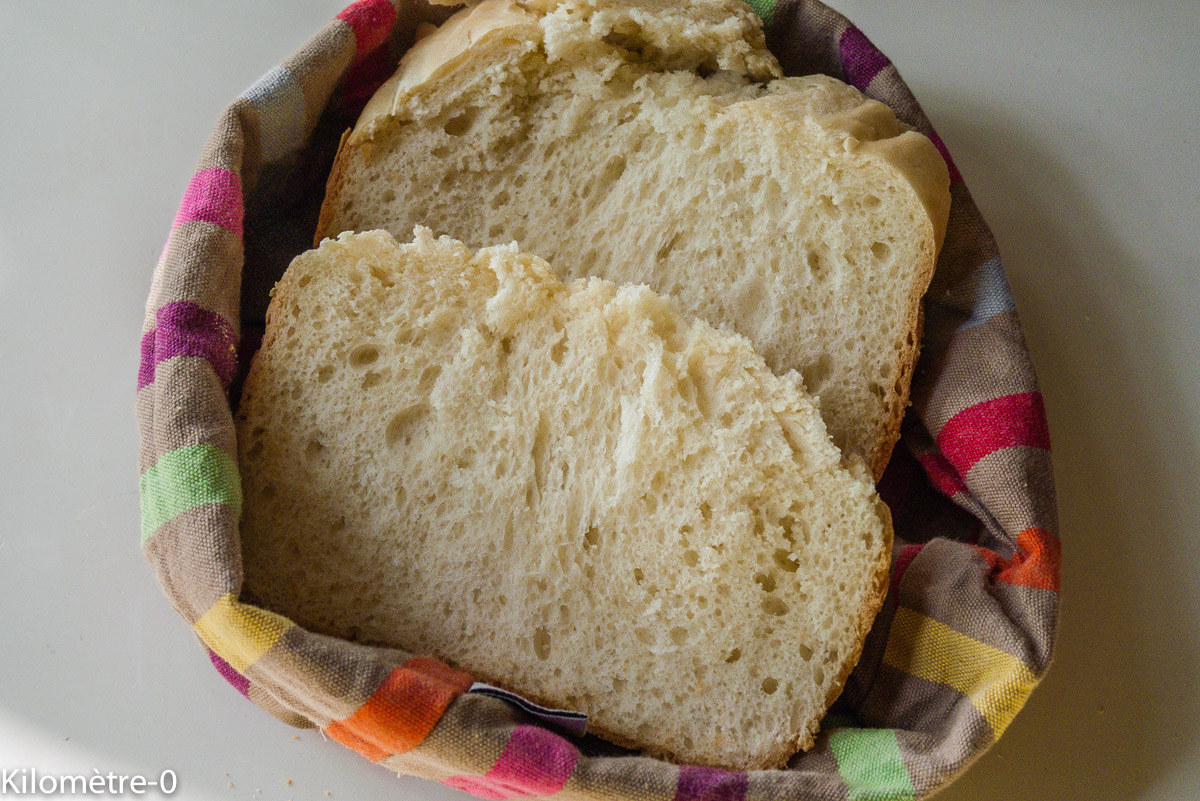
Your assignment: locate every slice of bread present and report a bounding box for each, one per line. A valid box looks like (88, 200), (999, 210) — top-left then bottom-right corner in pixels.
(236, 228), (892, 769)
(315, 0), (951, 477)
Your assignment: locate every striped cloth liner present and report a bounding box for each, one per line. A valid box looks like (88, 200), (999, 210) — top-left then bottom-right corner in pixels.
(136, 1), (1060, 798)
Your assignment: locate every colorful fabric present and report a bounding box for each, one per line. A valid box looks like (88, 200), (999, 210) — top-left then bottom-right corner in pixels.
(136, 1), (1060, 798)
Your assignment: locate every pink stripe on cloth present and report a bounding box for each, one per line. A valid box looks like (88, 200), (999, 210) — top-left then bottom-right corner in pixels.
(917, 451), (968, 498)
(138, 301), (238, 391)
(927, 130), (964, 184)
(337, 0), (396, 61)
(891, 543), (926, 596)
(208, 649), (250, 697)
(937, 393), (1050, 476)
(838, 26), (890, 90)
(443, 725), (579, 800)
(173, 168), (243, 237)
(673, 765), (749, 801)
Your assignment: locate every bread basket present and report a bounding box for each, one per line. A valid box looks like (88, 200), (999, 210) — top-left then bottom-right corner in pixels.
(136, 0), (1060, 797)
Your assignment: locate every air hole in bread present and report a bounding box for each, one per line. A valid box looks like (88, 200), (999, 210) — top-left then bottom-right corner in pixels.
(361, 371), (382, 389)
(761, 677), (779, 695)
(773, 548), (799, 573)
(417, 364), (440, 393)
(368, 264), (394, 286)
(802, 353), (833, 391)
(798, 643), (814, 661)
(348, 343), (380, 367)
(754, 572), (776, 593)
(871, 240), (892, 264)
(304, 439), (325, 460)
(656, 232), (682, 263)
(549, 337), (567, 364)
(805, 249), (828, 280)
(385, 404), (428, 448)
(533, 627), (552, 660)
(683, 549), (699, 567)
(635, 627), (656, 646)
(762, 596), (789, 616)
(670, 627), (689, 646)
(531, 413), (550, 491)
(863, 193), (881, 210)
(443, 107), (481, 137)
(725, 648), (741, 664)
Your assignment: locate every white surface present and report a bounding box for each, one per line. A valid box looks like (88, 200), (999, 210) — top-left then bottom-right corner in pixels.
(0, 2), (1196, 799)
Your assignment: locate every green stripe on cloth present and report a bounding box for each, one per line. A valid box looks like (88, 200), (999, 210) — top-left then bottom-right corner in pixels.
(140, 444), (241, 543)
(829, 729), (915, 801)
(744, 0), (777, 26)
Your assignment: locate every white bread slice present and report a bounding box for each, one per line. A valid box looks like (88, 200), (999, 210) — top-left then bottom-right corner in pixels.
(315, 0), (951, 477)
(236, 228), (892, 769)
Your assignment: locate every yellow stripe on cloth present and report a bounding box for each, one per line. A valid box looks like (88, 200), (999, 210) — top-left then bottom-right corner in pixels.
(883, 607), (1038, 738)
(194, 593), (291, 673)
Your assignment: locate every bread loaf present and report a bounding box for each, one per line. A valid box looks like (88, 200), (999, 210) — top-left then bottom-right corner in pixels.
(316, 0), (951, 476)
(236, 228), (892, 769)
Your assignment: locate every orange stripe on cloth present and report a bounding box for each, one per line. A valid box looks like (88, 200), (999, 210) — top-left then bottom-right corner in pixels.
(883, 607), (1038, 739)
(972, 528), (1061, 592)
(193, 594), (292, 673)
(326, 656), (473, 762)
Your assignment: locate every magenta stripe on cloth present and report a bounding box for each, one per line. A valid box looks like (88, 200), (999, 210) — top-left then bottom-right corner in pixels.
(891, 544), (926, 595)
(926, 130), (964, 184)
(443, 726), (579, 800)
(838, 26), (890, 90)
(208, 649), (250, 697)
(336, 0), (396, 60)
(673, 766), (749, 801)
(916, 451), (968, 498)
(937, 392), (1050, 476)
(172, 168), (243, 236)
(138, 301), (238, 391)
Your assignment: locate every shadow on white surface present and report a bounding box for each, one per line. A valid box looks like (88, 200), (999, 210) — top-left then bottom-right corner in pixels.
(924, 97), (1200, 801)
